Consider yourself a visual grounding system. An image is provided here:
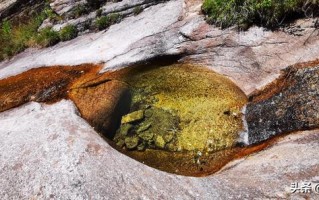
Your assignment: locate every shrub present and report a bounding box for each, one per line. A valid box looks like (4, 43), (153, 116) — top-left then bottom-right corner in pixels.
(70, 4), (89, 18)
(133, 6), (143, 16)
(95, 16), (109, 30)
(108, 13), (121, 23)
(202, 0), (319, 28)
(96, 9), (103, 17)
(35, 27), (60, 47)
(0, 10), (47, 60)
(95, 13), (121, 30)
(59, 24), (78, 41)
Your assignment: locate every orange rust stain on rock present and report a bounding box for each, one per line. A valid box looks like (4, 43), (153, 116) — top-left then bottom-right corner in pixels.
(248, 70), (292, 103)
(292, 59), (319, 69)
(68, 79), (131, 139)
(0, 64), (102, 112)
(249, 59), (319, 103)
(0, 63), (131, 140)
(119, 140), (270, 177)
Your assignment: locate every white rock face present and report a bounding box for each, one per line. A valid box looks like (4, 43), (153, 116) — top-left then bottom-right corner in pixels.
(0, 100), (318, 199)
(0, 0), (16, 10)
(0, 0), (17, 16)
(0, 0), (183, 78)
(50, 0), (87, 15)
(1, 1), (319, 199)
(1, 0), (319, 95)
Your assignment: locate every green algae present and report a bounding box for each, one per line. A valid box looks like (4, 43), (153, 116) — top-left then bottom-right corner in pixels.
(114, 64), (247, 153)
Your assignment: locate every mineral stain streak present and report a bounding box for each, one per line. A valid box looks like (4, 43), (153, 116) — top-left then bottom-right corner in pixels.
(0, 64), (101, 112)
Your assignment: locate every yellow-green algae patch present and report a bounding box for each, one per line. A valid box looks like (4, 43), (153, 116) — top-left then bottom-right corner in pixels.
(114, 64), (247, 153)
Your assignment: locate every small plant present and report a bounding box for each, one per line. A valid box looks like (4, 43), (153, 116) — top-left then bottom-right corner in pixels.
(133, 6), (143, 16)
(0, 10), (47, 60)
(59, 24), (78, 41)
(108, 13), (121, 23)
(95, 13), (121, 30)
(95, 16), (109, 30)
(96, 9), (103, 17)
(202, 0), (319, 29)
(1, 20), (11, 37)
(35, 27), (60, 47)
(70, 4), (89, 18)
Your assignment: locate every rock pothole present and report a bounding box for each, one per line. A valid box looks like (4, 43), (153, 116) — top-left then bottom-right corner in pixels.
(110, 64), (247, 154)
(85, 63), (252, 176)
(1, 60), (318, 176)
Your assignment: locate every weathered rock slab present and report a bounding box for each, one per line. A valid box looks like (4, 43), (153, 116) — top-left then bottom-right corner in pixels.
(0, 0), (183, 79)
(2, 0), (319, 96)
(0, 0), (17, 16)
(50, 0), (87, 15)
(0, 100), (318, 199)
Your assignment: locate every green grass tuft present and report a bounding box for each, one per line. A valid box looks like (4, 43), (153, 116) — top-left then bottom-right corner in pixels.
(59, 24), (78, 41)
(202, 0), (319, 28)
(35, 27), (60, 47)
(70, 4), (89, 19)
(95, 13), (121, 30)
(133, 6), (143, 16)
(0, 10), (47, 60)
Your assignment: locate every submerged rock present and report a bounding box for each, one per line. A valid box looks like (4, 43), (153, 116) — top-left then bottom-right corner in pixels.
(163, 132), (174, 143)
(117, 124), (133, 137)
(114, 106), (179, 151)
(138, 131), (154, 141)
(125, 136), (139, 149)
(121, 110), (144, 124)
(144, 109), (153, 118)
(155, 135), (166, 149)
(137, 122), (152, 133)
(114, 64), (247, 153)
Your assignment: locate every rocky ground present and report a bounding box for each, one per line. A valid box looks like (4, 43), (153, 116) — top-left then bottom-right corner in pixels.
(0, 0), (319, 199)
(0, 101), (318, 199)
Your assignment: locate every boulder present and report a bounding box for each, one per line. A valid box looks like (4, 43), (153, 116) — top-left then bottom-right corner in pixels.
(154, 135), (166, 148)
(124, 136), (139, 149)
(121, 110), (144, 124)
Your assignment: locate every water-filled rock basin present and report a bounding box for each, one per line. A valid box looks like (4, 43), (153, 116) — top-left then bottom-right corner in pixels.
(101, 63), (249, 176)
(0, 62), (256, 176)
